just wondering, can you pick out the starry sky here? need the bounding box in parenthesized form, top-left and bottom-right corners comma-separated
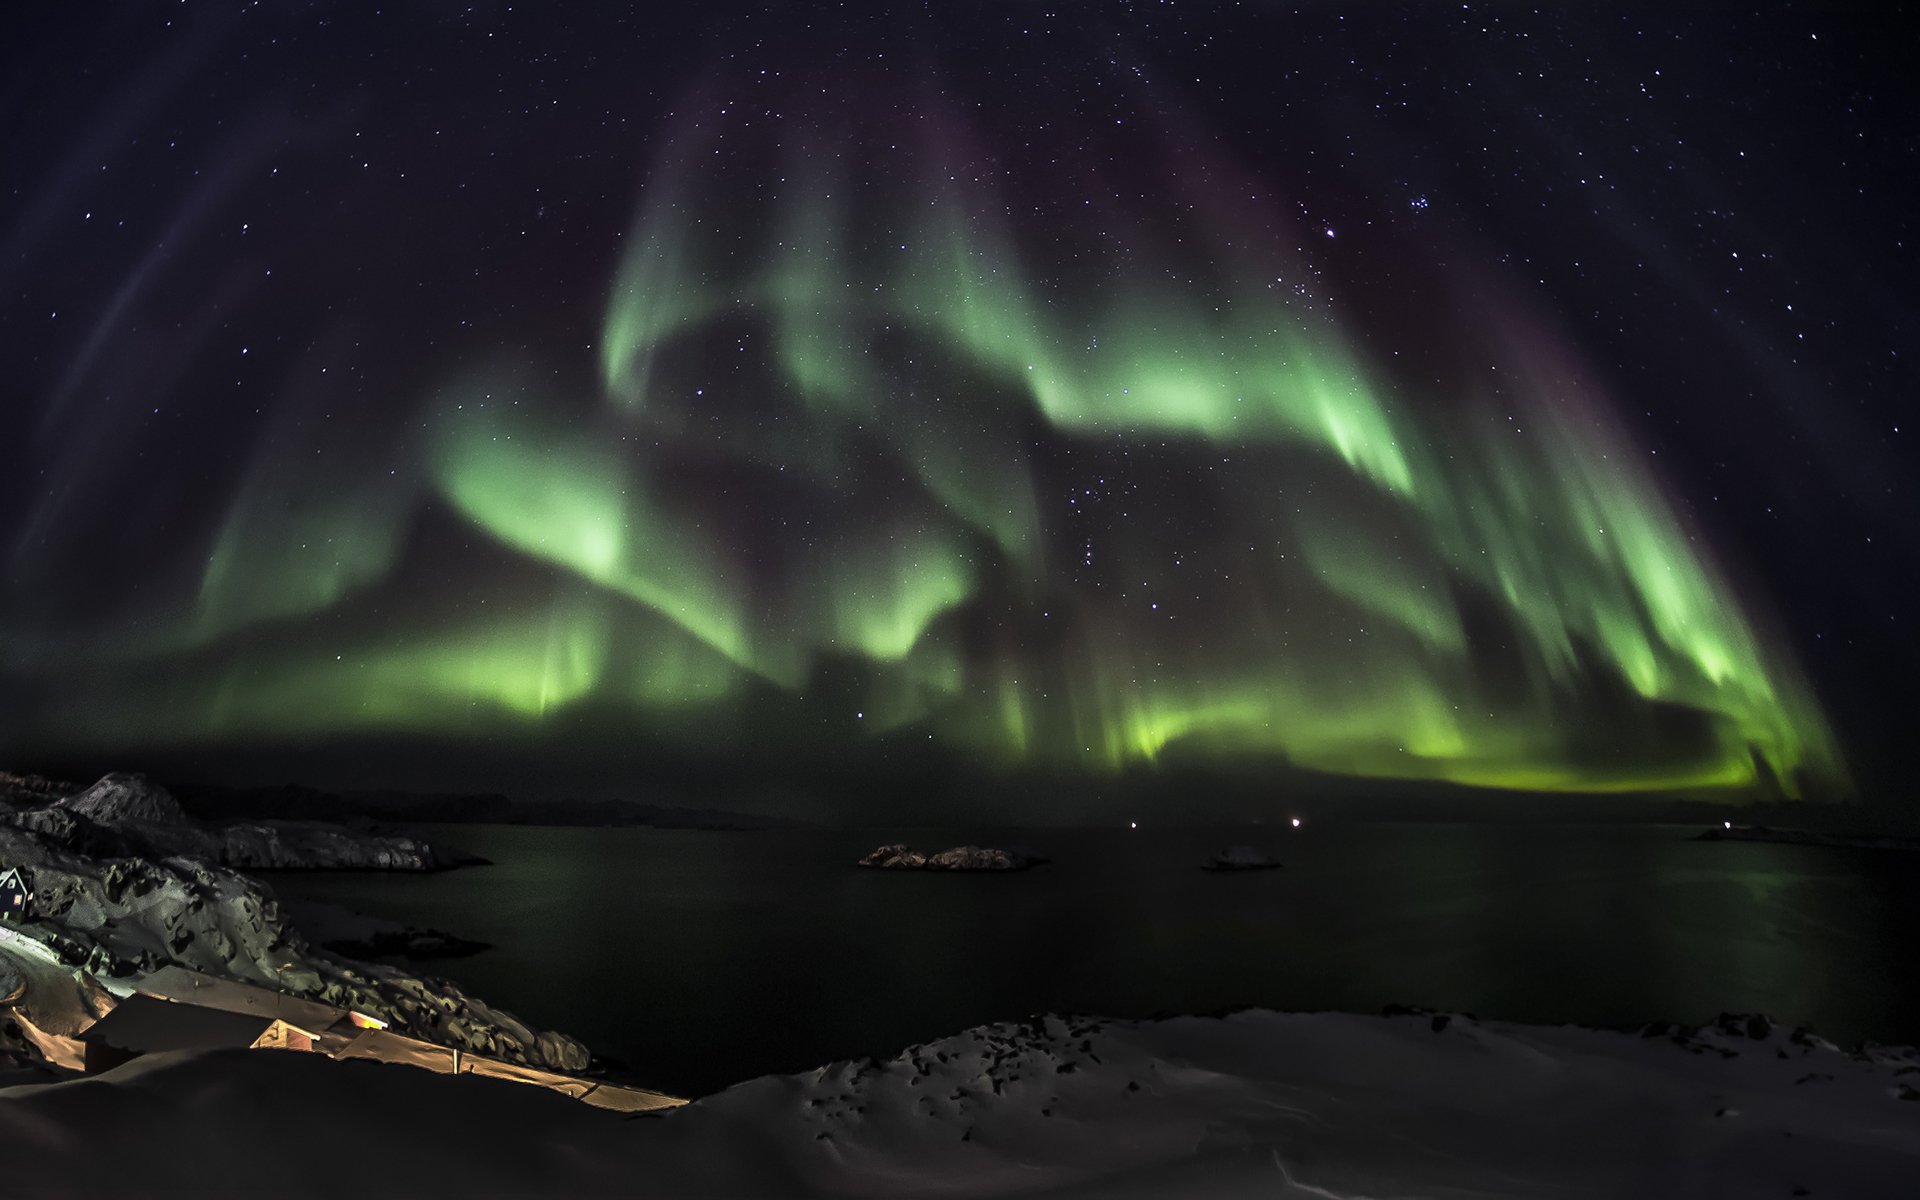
(1, 3, 1912, 813)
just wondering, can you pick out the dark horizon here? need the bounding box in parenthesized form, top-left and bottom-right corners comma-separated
(11, 733, 1903, 835)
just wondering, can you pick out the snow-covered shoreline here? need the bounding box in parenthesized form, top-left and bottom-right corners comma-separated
(3, 1005, 1917, 1196)
(0, 773, 586, 1074)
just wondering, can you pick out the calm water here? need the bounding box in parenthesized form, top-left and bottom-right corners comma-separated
(266, 822, 1920, 1097)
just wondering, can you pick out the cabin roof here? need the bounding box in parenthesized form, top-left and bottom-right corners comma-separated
(82, 994, 284, 1055)
(135, 966, 349, 1035)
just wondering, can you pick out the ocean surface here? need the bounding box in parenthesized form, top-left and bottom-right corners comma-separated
(265, 822, 1920, 1098)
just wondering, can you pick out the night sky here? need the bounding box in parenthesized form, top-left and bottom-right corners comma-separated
(1, 3, 1912, 813)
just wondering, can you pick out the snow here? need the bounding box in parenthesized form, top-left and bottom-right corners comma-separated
(0, 823, 588, 1072)
(2, 1007, 1915, 1196)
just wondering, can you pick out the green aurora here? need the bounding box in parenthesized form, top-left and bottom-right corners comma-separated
(2, 90, 1842, 802)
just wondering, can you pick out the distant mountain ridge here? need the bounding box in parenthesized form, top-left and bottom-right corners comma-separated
(176, 781, 810, 831)
(1, 773, 480, 871)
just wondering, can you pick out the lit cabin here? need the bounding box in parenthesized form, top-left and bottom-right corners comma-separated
(80, 993, 326, 1074)
(0, 866, 30, 921)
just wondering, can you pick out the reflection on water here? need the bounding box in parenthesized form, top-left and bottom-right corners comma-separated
(267, 823, 1920, 1097)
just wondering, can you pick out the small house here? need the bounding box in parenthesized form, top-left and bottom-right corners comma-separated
(0, 866, 31, 921)
(80, 993, 325, 1074)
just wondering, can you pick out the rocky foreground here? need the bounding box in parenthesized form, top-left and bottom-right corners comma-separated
(0, 771, 584, 1073)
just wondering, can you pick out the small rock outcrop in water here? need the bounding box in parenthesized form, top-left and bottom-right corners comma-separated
(2, 773, 479, 871)
(282, 899, 490, 962)
(858, 844, 1044, 871)
(1204, 846, 1281, 871)
(926, 846, 1025, 871)
(860, 844, 928, 869)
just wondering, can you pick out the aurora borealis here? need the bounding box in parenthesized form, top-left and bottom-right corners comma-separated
(3, 4, 1909, 809)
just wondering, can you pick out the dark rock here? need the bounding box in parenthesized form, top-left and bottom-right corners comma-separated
(320, 927, 491, 962)
(926, 846, 1024, 871)
(1715, 1012, 1775, 1041)
(1204, 845, 1281, 871)
(1695, 824, 1920, 852)
(0, 771, 77, 810)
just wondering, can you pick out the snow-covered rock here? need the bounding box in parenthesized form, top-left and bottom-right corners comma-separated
(0, 823, 584, 1072)
(926, 846, 1026, 871)
(859, 844, 1044, 871)
(59, 773, 189, 825)
(858, 843, 928, 869)
(2, 1007, 1917, 1196)
(206, 819, 472, 871)
(3, 773, 477, 871)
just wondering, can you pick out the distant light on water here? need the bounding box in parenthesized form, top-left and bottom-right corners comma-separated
(1291, 817, 1302, 828)
(1129, 821, 1137, 830)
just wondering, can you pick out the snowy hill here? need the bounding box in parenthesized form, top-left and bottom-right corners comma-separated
(3, 1007, 1916, 1196)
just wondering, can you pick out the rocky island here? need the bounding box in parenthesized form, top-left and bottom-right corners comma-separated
(1694, 824, 1920, 852)
(1204, 845, 1283, 871)
(858, 843, 1048, 871)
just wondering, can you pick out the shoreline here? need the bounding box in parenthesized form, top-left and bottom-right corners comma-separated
(260, 817, 1920, 1095)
